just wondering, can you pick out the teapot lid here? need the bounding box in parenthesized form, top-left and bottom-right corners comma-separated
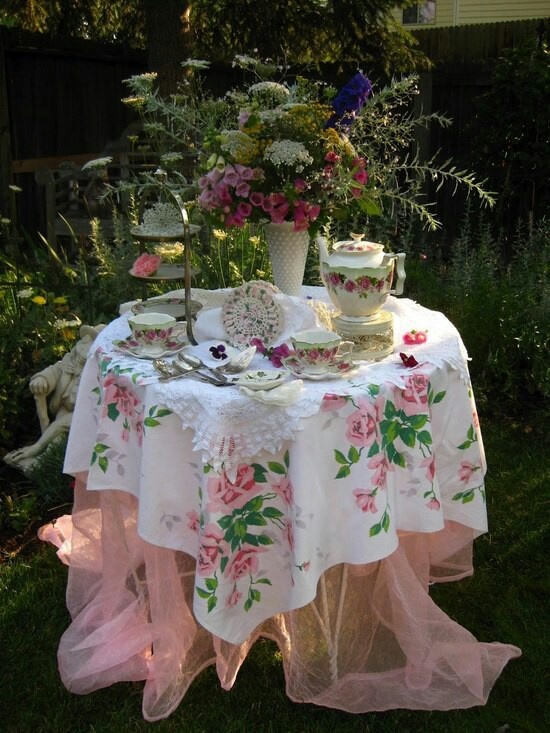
(333, 232, 385, 253)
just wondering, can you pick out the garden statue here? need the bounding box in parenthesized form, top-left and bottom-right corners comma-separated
(4, 324, 104, 473)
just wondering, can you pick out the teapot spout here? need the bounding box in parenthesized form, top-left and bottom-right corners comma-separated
(316, 234, 329, 265)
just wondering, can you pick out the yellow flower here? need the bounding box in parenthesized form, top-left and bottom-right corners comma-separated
(213, 229, 228, 240)
(249, 236, 261, 245)
(53, 296, 67, 305)
(31, 295, 47, 306)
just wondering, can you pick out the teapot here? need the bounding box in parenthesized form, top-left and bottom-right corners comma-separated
(317, 233, 406, 320)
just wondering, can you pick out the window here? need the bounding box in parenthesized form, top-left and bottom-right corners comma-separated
(403, 1, 436, 25)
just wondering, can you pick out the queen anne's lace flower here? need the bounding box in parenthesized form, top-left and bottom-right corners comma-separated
(264, 140, 313, 171)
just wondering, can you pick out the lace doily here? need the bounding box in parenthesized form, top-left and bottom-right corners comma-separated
(222, 281, 284, 347)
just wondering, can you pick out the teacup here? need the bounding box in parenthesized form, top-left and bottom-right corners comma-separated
(290, 329, 353, 374)
(128, 312, 177, 354)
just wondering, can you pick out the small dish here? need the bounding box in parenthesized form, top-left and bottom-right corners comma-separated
(113, 329, 187, 359)
(129, 263, 200, 281)
(281, 355, 359, 380)
(131, 297, 202, 321)
(236, 369, 287, 391)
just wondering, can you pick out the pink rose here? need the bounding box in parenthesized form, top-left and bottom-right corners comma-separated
(206, 464, 257, 512)
(421, 455, 435, 482)
(132, 252, 161, 277)
(345, 397, 378, 448)
(197, 523, 226, 576)
(186, 510, 200, 533)
(102, 375, 141, 418)
(368, 452, 390, 488)
(399, 374, 430, 414)
(353, 488, 377, 514)
(321, 393, 348, 412)
(224, 544, 266, 582)
(225, 587, 243, 608)
(458, 461, 479, 484)
(273, 476, 293, 506)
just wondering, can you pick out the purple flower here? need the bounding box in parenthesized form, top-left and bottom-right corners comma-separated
(327, 72, 372, 129)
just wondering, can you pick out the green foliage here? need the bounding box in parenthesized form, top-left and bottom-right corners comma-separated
(467, 36, 550, 230)
(401, 214, 550, 405)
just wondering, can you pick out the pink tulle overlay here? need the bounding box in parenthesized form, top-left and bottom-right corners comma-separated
(40, 478, 520, 722)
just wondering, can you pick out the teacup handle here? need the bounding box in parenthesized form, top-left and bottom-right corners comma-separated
(389, 252, 406, 296)
(337, 340, 355, 357)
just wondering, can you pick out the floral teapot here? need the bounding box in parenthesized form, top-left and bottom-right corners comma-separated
(317, 233, 406, 319)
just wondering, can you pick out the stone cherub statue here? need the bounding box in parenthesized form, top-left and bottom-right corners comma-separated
(4, 324, 104, 473)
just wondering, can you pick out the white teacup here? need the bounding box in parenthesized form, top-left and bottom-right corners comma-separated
(290, 329, 353, 374)
(128, 312, 177, 354)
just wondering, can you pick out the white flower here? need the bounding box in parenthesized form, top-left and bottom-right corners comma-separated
(264, 140, 313, 170)
(82, 157, 112, 172)
(160, 152, 184, 164)
(182, 59, 210, 70)
(17, 288, 34, 299)
(54, 318, 81, 330)
(8, 184, 22, 192)
(248, 81, 290, 107)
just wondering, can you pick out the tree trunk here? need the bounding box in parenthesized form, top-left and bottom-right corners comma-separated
(143, 0, 191, 94)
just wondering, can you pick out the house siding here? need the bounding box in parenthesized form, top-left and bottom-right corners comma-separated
(394, 0, 550, 27)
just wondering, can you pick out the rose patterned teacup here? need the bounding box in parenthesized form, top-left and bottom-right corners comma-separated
(128, 312, 177, 354)
(290, 329, 354, 374)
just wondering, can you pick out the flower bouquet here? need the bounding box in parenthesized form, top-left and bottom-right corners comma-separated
(198, 67, 379, 233)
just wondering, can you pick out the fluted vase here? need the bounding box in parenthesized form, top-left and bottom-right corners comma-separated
(263, 221, 309, 297)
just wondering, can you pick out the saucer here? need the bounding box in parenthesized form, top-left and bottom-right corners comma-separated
(113, 330, 188, 359)
(281, 355, 359, 380)
(131, 297, 202, 321)
(236, 369, 287, 391)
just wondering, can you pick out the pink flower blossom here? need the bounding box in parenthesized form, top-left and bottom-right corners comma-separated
(186, 510, 200, 533)
(368, 452, 390, 488)
(421, 455, 435, 482)
(321, 393, 348, 412)
(102, 375, 141, 418)
(273, 476, 294, 505)
(132, 252, 161, 277)
(250, 191, 265, 207)
(226, 587, 243, 608)
(235, 182, 251, 198)
(458, 461, 479, 483)
(325, 151, 340, 163)
(224, 544, 266, 582)
(223, 164, 241, 187)
(197, 523, 226, 576)
(399, 374, 430, 414)
(426, 498, 441, 511)
(206, 464, 257, 512)
(345, 397, 378, 448)
(353, 488, 378, 514)
(294, 178, 307, 191)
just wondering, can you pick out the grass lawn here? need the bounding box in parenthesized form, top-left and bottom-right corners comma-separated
(1, 411, 548, 733)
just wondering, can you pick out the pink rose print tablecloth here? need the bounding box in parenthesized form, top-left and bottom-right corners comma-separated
(41, 289, 520, 721)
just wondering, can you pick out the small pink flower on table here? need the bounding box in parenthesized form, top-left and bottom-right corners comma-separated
(132, 252, 161, 277)
(403, 329, 428, 345)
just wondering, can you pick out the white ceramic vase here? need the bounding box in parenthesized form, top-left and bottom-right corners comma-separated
(264, 221, 309, 297)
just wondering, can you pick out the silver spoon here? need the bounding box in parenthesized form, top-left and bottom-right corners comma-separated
(216, 346, 257, 374)
(178, 353, 230, 383)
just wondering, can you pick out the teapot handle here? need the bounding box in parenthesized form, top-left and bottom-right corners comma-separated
(389, 253, 406, 296)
